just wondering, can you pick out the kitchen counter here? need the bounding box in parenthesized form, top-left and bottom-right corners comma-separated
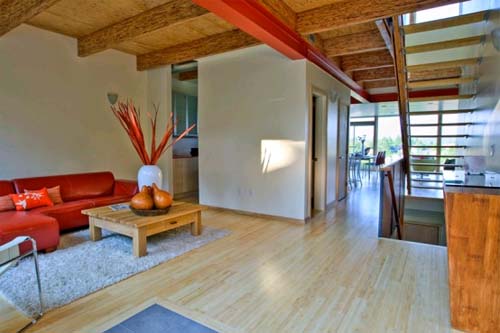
(444, 183, 500, 332)
(444, 172, 500, 189)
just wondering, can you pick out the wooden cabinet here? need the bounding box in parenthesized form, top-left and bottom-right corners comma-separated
(173, 157, 198, 196)
(444, 186, 500, 333)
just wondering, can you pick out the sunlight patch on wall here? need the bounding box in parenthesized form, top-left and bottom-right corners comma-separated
(261, 140, 303, 174)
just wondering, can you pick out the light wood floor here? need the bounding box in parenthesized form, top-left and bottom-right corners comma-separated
(4, 184, 459, 333)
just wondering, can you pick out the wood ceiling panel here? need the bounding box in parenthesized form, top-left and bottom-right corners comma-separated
(323, 29, 386, 57)
(282, 0, 344, 13)
(318, 22, 376, 40)
(183, 13, 234, 35)
(341, 50, 393, 72)
(27, 0, 173, 37)
(128, 13, 234, 53)
(115, 40, 157, 55)
(363, 79, 396, 89)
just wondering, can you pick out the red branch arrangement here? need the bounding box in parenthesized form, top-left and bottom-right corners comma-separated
(111, 100, 195, 165)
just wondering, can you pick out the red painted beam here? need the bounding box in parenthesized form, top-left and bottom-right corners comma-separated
(192, 0, 370, 102)
(370, 88, 460, 102)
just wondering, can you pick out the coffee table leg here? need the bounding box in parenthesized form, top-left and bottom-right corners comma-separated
(89, 217, 102, 241)
(191, 211, 202, 236)
(133, 228, 147, 257)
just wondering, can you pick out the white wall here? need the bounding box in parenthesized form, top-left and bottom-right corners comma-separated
(0, 25, 147, 180)
(198, 45, 308, 220)
(306, 63, 351, 206)
(147, 66, 174, 191)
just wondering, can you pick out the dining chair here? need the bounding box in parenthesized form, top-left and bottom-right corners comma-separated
(365, 151, 386, 181)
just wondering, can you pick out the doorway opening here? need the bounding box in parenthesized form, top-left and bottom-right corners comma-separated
(171, 62, 199, 203)
(308, 91, 327, 218)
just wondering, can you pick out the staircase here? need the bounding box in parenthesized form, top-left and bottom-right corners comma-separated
(398, 11, 490, 194)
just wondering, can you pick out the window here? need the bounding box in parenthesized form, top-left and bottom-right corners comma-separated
(172, 92, 198, 137)
(377, 116, 402, 160)
(349, 117, 375, 156)
(403, 0, 499, 25)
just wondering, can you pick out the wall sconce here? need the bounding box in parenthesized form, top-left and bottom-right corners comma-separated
(107, 92, 118, 105)
(329, 90, 339, 103)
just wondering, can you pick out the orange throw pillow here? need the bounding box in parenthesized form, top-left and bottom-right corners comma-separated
(0, 195, 15, 212)
(10, 188, 54, 211)
(25, 186, 64, 205)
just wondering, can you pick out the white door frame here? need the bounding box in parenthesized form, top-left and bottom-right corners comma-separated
(336, 102, 350, 201)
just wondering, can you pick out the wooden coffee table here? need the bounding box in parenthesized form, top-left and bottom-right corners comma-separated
(82, 201, 203, 257)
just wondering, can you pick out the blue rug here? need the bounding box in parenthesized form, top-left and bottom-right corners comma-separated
(105, 304, 217, 333)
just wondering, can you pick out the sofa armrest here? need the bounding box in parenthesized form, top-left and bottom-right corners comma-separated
(114, 179, 138, 196)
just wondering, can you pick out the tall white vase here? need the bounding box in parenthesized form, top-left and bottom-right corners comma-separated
(138, 165, 163, 189)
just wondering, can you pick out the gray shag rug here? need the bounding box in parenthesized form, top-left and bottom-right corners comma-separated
(0, 226, 229, 317)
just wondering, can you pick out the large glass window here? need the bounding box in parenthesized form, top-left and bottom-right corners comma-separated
(377, 116, 402, 160)
(349, 118, 375, 156)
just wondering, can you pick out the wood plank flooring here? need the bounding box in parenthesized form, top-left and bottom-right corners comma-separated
(0, 298, 31, 332)
(4, 184, 460, 332)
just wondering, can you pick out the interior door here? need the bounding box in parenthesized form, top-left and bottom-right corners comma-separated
(337, 103, 349, 201)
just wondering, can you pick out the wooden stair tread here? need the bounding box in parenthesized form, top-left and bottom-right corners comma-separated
(404, 208, 445, 225)
(404, 11, 488, 34)
(406, 35, 484, 54)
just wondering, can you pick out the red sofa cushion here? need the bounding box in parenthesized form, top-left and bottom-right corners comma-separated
(113, 179, 138, 197)
(0, 181, 14, 196)
(0, 211, 59, 252)
(33, 200, 95, 231)
(89, 195, 132, 207)
(10, 188, 54, 211)
(13, 172, 115, 202)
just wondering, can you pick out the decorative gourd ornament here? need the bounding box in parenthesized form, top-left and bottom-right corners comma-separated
(131, 185, 154, 210)
(152, 183, 173, 209)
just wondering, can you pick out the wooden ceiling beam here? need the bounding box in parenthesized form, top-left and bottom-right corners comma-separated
(323, 30, 386, 57)
(296, 0, 463, 34)
(353, 67, 395, 81)
(341, 50, 394, 72)
(375, 19, 394, 58)
(178, 70, 198, 81)
(0, 0, 60, 37)
(363, 79, 397, 89)
(78, 0, 209, 57)
(137, 30, 260, 71)
(256, 0, 296, 29)
(192, 0, 370, 101)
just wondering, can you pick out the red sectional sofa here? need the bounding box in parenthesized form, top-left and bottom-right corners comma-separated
(0, 172, 138, 252)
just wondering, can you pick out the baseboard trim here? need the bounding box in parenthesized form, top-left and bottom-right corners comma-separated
(326, 201, 337, 211)
(202, 205, 306, 225)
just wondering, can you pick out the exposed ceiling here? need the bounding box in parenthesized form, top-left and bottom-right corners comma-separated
(0, 0, 474, 101)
